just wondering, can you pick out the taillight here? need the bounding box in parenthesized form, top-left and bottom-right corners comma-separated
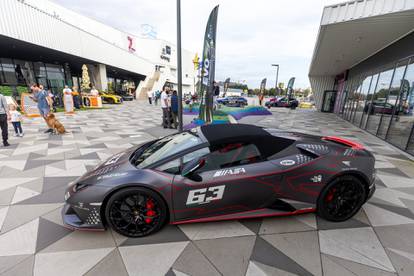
(322, 136, 364, 150)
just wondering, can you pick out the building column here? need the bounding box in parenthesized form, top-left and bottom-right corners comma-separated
(93, 64, 108, 91)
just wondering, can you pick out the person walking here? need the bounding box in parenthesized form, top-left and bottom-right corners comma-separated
(161, 86, 171, 129)
(147, 90, 153, 104)
(0, 92, 10, 146)
(258, 92, 264, 106)
(171, 90, 179, 129)
(9, 105, 23, 137)
(31, 84, 53, 133)
(213, 81, 220, 110)
(154, 90, 160, 106)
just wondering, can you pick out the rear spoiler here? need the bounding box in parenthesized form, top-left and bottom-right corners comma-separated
(322, 136, 364, 150)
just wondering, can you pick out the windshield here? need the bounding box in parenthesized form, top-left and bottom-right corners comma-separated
(133, 129, 204, 168)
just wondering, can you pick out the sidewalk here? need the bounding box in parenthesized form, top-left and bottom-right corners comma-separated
(0, 103, 413, 276)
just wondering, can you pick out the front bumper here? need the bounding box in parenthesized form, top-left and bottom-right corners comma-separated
(62, 203, 105, 231)
(367, 173, 376, 200)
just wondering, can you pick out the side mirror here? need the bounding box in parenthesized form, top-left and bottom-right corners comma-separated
(182, 158, 205, 177)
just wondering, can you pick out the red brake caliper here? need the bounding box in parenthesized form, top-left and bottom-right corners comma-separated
(326, 188, 336, 202)
(145, 199, 156, 224)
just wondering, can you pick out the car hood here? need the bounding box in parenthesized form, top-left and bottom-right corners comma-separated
(75, 147, 138, 185)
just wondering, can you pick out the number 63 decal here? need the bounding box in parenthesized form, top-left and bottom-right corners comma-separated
(186, 185, 226, 205)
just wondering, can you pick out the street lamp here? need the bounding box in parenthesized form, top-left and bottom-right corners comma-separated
(176, 0, 183, 131)
(271, 64, 279, 96)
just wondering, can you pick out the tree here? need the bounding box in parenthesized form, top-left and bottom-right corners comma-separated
(81, 64, 91, 92)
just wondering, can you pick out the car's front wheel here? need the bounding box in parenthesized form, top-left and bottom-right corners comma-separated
(105, 187, 167, 237)
(317, 175, 366, 222)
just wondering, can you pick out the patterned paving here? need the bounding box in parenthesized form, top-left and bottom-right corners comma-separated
(0, 102, 413, 276)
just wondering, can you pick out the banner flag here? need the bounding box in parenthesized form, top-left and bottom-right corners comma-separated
(260, 78, 267, 94)
(287, 77, 295, 97)
(198, 5, 219, 123)
(223, 77, 230, 96)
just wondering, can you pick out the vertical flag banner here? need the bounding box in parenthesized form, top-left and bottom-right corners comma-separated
(199, 5, 219, 123)
(287, 77, 295, 97)
(223, 77, 230, 97)
(260, 78, 267, 95)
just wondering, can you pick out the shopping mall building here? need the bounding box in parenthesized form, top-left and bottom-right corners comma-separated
(309, 0, 414, 156)
(0, 0, 196, 100)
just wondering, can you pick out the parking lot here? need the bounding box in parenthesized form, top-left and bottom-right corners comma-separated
(1, 101, 414, 276)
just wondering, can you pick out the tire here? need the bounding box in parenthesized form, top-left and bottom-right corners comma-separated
(105, 187, 168, 237)
(317, 175, 366, 222)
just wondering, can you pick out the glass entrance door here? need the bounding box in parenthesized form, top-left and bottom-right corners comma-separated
(321, 90, 337, 113)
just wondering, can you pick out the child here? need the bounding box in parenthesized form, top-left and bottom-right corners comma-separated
(9, 105, 23, 137)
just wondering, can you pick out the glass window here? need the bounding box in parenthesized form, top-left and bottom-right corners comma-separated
(0, 58, 17, 84)
(361, 73, 379, 129)
(134, 130, 205, 168)
(157, 147, 210, 174)
(365, 67, 394, 135)
(199, 143, 262, 172)
(377, 63, 408, 139)
(342, 79, 354, 119)
(45, 64, 65, 80)
(387, 59, 414, 150)
(349, 79, 362, 123)
(353, 75, 372, 127)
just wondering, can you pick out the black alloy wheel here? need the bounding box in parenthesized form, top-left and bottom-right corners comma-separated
(317, 175, 366, 222)
(106, 187, 167, 237)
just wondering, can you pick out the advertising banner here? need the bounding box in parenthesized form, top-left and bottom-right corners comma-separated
(21, 93, 40, 117)
(260, 78, 267, 94)
(287, 77, 295, 97)
(198, 5, 219, 123)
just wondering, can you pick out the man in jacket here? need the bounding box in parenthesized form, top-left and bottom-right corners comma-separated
(0, 92, 10, 147)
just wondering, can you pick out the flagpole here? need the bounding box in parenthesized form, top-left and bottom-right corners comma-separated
(177, 0, 183, 132)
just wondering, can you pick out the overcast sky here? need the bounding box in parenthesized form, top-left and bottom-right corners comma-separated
(53, 0, 340, 89)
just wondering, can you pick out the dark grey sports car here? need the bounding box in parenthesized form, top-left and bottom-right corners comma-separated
(63, 124, 376, 237)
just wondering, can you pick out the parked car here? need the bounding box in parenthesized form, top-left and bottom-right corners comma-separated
(217, 96, 248, 107)
(62, 124, 376, 237)
(363, 100, 396, 115)
(115, 90, 134, 101)
(265, 97, 298, 109)
(99, 92, 123, 104)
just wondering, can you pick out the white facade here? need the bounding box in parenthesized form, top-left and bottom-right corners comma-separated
(0, 0, 196, 95)
(309, 0, 414, 110)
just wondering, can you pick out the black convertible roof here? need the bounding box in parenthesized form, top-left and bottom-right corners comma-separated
(200, 124, 270, 144)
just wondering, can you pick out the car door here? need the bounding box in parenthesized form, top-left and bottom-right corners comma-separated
(170, 143, 279, 221)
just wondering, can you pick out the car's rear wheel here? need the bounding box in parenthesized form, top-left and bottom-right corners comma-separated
(105, 187, 167, 237)
(317, 175, 366, 222)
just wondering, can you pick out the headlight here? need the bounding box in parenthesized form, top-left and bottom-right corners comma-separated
(72, 183, 89, 193)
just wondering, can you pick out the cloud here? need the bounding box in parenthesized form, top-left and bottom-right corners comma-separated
(52, 0, 341, 88)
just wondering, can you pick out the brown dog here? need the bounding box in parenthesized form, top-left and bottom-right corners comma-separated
(46, 113, 66, 134)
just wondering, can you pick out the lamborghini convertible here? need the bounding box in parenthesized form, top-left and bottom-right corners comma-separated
(63, 124, 376, 237)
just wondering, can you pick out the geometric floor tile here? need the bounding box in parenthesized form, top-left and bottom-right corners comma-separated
(0, 255, 32, 275)
(319, 227, 395, 272)
(35, 218, 73, 253)
(386, 248, 414, 276)
(1, 255, 35, 276)
(1, 204, 62, 233)
(259, 214, 316, 234)
(321, 254, 356, 276)
(119, 241, 188, 276)
(246, 260, 297, 276)
(262, 231, 322, 276)
(250, 236, 313, 276)
(33, 248, 113, 276)
(0, 178, 38, 192)
(239, 218, 263, 234)
(84, 248, 128, 276)
(0, 206, 9, 231)
(0, 219, 39, 257)
(121, 225, 188, 246)
(172, 242, 221, 276)
(194, 236, 256, 276)
(317, 209, 371, 230)
(10, 186, 40, 205)
(363, 203, 414, 227)
(40, 230, 116, 253)
(178, 220, 255, 240)
(0, 187, 16, 205)
(375, 224, 414, 255)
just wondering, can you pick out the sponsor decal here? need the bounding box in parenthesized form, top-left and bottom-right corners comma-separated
(213, 167, 246, 177)
(186, 185, 225, 205)
(74, 202, 89, 211)
(342, 161, 351, 167)
(104, 153, 125, 166)
(310, 175, 322, 183)
(97, 172, 128, 180)
(280, 159, 296, 166)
